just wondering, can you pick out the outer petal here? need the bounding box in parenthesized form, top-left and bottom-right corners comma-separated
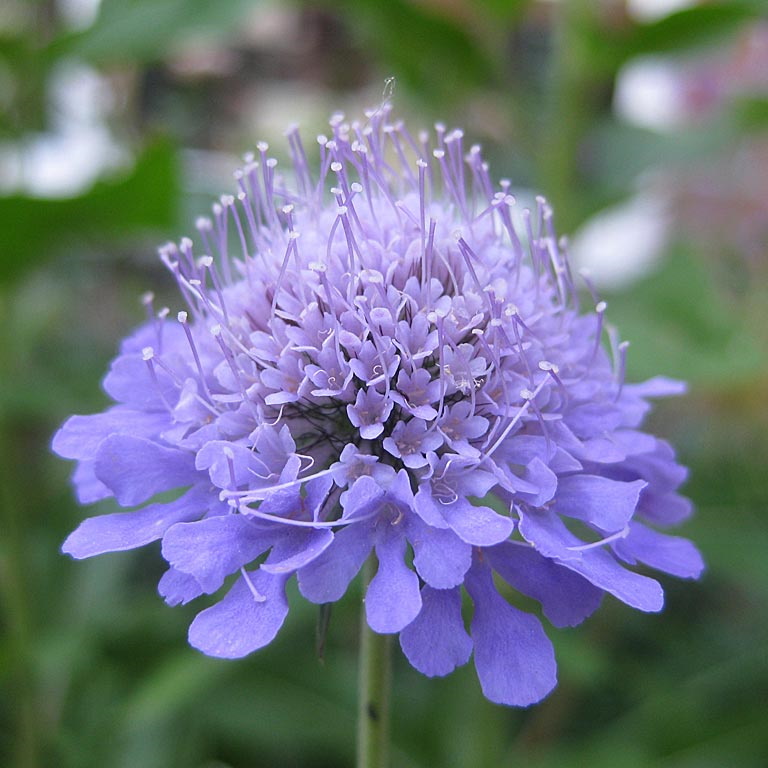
(158, 567, 204, 606)
(440, 497, 514, 547)
(103, 352, 176, 409)
(486, 542, 603, 627)
(400, 586, 472, 677)
(94, 435, 196, 507)
(412, 486, 450, 529)
(613, 522, 704, 579)
(465, 562, 557, 707)
(162, 515, 272, 594)
(52, 409, 168, 460)
(72, 461, 112, 504)
(261, 529, 334, 574)
(297, 521, 373, 603)
(519, 507, 664, 612)
(188, 571, 289, 658)
(62, 485, 209, 558)
(555, 476, 646, 532)
(366, 526, 422, 634)
(405, 513, 471, 589)
(196, 441, 266, 489)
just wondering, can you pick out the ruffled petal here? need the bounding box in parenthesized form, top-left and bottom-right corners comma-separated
(555, 475, 646, 533)
(487, 542, 603, 627)
(103, 352, 176, 409)
(93, 434, 196, 507)
(158, 567, 204, 606)
(366, 526, 421, 633)
(400, 586, 472, 677)
(261, 528, 334, 574)
(162, 514, 272, 594)
(614, 522, 704, 579)
(188, 571, 289, 658)
(62, 485, 208, 558)
(72, 461, 112, 504)
(406, 513, 471, 589)
(52, 409, 169, 460)
(440, 497, 514, 546)
(519, 506, 664, 612)
(297, 521, 372, 603)
(465, 562, 557, 707)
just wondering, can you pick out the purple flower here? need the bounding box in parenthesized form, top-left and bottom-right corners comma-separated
(54, 106, 703, 706)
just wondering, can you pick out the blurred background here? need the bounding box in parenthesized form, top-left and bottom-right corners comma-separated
(1, 0, 767, 766)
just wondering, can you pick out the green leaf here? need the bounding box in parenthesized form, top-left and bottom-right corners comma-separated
(605, 247, 765, 385)
(331, 0, 499, 106)
(0, 137, 179, 284)
(579, 2, 762, 77)
(588, 117, 737, 197)
(625, 2, 761, 58)
(59, 0, 263, 64)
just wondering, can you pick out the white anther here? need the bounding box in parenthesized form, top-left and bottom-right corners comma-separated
(142, 347, 154, 361)
(177, 311, 188, 324)
(330, 161, 342, 172)
(539, 361, 559, 374)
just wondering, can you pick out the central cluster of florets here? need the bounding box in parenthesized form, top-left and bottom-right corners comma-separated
(157, 113, 583, 520)
(55, 105, 702, 708)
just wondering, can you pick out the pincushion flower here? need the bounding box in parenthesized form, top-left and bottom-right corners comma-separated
(54, 106, 703, 707)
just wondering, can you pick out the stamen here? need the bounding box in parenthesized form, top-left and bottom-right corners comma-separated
(590, 301, 608, 365)
(142, 347, 173, 411)
(240, 568, 267, 602)
(614, 341, 630, 401)
(177, 311, 212, 401)
(566, 526, 630, 552)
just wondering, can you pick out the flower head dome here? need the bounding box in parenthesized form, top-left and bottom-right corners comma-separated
(54, 105, 703, 706)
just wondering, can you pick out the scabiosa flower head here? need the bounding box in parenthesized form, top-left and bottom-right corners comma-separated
(54, 105, 703, 706)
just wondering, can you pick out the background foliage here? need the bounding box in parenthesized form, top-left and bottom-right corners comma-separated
(1, 1, 767, 766)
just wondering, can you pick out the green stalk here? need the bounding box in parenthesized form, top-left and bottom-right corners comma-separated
(356, 557, 392, 768)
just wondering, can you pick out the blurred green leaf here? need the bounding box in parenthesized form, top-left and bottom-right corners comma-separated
(0, 138, 178, 284)
(733, 96, 768, 133)
(624, 2, 761, 57)
(588, 117, 737, 198)
(581, 2, 762, 77)
(57, 0, 263, 63)
(606, 246, 765, 385)
(331, 0, 498, 105)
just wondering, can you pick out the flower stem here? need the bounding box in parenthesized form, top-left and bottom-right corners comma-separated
(356, 557, 392, 768)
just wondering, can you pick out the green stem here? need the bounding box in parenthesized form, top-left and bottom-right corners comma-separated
(356, 557, 392, 768)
